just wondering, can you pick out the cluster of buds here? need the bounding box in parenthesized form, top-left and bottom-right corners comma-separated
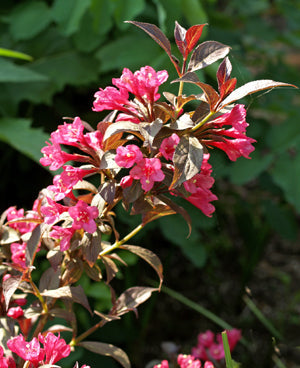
(0, 20, 294, 368)
(191, 329, 241, 362)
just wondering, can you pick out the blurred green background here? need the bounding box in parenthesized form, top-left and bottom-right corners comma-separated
(1, 0, 299, 367)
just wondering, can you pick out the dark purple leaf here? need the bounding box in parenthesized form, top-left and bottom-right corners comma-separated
(219, 79, 298, 109)
(126, 21, 172, 59)
(139, 118, 163, 149)
(25, 224, 41, 267)
(121, 245, 163, 289)
(101, 256, 119, 284)
(114, 286, 158, 317)
(39, 267, 61, 292)
(169, 135, 203, 189)
(174, 21, 186, 56)
(188, 41, 230, 72)
(81, 230, 102, 267)
(78, 341, 131, 368)
(3, 275, 22, 309)
(98, 181, 117, 204)
(217, 57, 232, 88)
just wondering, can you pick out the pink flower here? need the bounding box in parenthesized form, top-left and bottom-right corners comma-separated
(93, 86, 132, 112)
(84, 130, 104, 151)
(47, 174, 74, 201)
(197, 330, 215, 348)
(204, 362, 214, 368)
(7, 334, 44, 367)
(50, 117, 85, 146)
(0, 346, 16, 368)
(208, 343, 225, 360)
(14, 298, 27, 306)
(216, 329, 241, 351)
(191, 345, 208, 361)
(204, 104, 256, 161)
(159, 133, 180, 160)
(115, 145, 143, 168)
(38, 332, 71, 365)
(177, 354, 201, 368)
(7, 306, 24, 319)
(10, 242, 27, 269)
(129, 158, 165, 192)
(40, 197, 68, 225)
(49, 226, 75, 252)
(153, 360, 169, 368)
(6, 206, 38, 235)
(120, 175, 133, 189)
(68, 200, 99, 233)
(183, 154, 218, 217)
(40, 141, 79, 170)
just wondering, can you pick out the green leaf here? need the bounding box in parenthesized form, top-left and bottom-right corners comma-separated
(271, 151, 300, 213)
(0, 118, 48, 164)
(95, 33, 164, 72)
(52, 0, 91, 36)
(114, 0, 146, 29)
(229, 151, 273, 185)
(7, 1, 52, 41)
(222, 331, 234, 368)
(0, 58, 48, 83)
(0, 48, 32, 61)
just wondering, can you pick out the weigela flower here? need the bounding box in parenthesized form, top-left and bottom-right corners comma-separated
(6, 206, 39, 235)
(115, 144, 143, 168)
(183, 154, 218, 217)
(216, 329, 242, 351)
(10, 242, 27, 269)
(38, 332, 71, 365)
(208, 343, 225, 360)
(40, 197, 68, 225)
(159, 133, 180, 160)
(177, 354, 201, 368)
(50, 117, 85, 146)
(49, 226, 76, 252)
(40, 141, 80, 170)
(84, 130, 104, 152)
(93, 86, 133, 113)
(0, 346, 16, 368)
(7, 334, 44, 367)
(129, 158, 165, 192)
(203, 104, 256, 161)
(197, 330, 215, 347)
(68, 200, 99, 233)
(7, 306, 24, 319)
(120, 175, 133, 189)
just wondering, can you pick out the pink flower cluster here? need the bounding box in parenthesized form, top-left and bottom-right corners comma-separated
(7, 332, 70, 367)
(154, 354, 214, 368)
(191, 329, 241, 361)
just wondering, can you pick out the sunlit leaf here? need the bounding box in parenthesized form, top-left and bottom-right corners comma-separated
(3, 275, 22, 310)
(0, 48, 32, 61)
(174, 21, 186, 56)
(78, 341, 131, 368)
(185, 24, 207, 56)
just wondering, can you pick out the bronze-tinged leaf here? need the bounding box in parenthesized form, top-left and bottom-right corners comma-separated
(217, 56, 232, 89)
(169, 135, 203, 190)
(126, 21, 172, 59)
(139, 118, 163, 149)
(192, 102, 210, 123)
(170, 113, 195, 130)
(78, 341, 131, 368)
(99, 151, 119, 170)
(3, 275, 22, 310)
(174, 21, 187, 56)
(98, 181, 117, 205)
(157, 194, 192, 238)
(122, 180, 143, 204)
(120, 245, 163, 289)
(101, 256, 119, 284)
(185, 24, 207, 56)
(0, 226, 20, 245)
(72, 180, 98, 194)
(84, 262, 102, 282)
(45, 324, 73, 334)
(41, 285, 92, 315)
(142, 202, 175, 226)
(82, 230, 102, 267)
(188, 41, 230, 72)
(219, 79, 298, 109)
(61, 259, 83, 285)
(114, 286, 158, 317)
(39, 267, 61, 292)
(25, 224, 41, 267)
(103, 121, 143, 142)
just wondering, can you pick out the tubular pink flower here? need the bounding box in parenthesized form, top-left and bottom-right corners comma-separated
(197, 330, 215, 348)
(183, 154, 218, 217)
(49, 226, 75, 252)
(38, 332, 71, 365)
(159, 133, 180, 160)
(10, 242, 27, 269)
(68, 200, 99, 233)
(208, 136, 255, 161)
(7, 306, 24, 319)
(216, 329, 241, 351)
(0, 346, 16, 368)
(40, 141, 79, 170)
(191, 345, 208, 361)
(115, 145, 143, 168)
(84, 130, 104, 151)
(177, 354, 201, 368)
(204, 362, 214, 368)
(153, 360, 169, 368)
(7, 334, 44, 367)
(120, 175, 133, 189)
(47, 174, 74, 201)
(208, 343, 225, 360)
(93, 86, 132, 112)
(50, 117, 85, 146)
(129, 158, 165, 192)
(6, 206, 38, 235)
(40, 197, 68, 225)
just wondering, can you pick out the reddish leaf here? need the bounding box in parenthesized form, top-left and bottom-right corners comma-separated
(142, 202, 175, 226)
(185, 24, 207, 56)
(114, 286, 158, 317)
(217, 56, 232, 88)
(169, 135, 203, 190)
(120, 245, 163, 290)
(78, 341, 130, 368)
(220, 78, 237, 101)
(3, 275, 22, 310)
(219, 79, 298, 109)
(126, 21, 172, 59)
(174, 21, 187, 56)
(188, 41, 230, 72)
